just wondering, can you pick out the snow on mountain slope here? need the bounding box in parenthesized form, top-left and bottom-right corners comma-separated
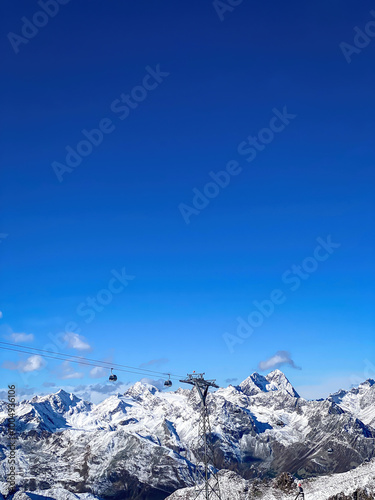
(0, 371, 374, 499)
(8, 489, 99, 500)
(329, 379, 375, 427)
(238, 369, 299, 398)
(166, 459, 375, 499)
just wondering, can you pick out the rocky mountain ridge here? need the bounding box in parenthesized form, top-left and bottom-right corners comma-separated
(1, 370, 374, 499)
(166, 458, 375, 499)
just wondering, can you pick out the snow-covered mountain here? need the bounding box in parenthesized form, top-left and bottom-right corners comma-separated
(166, 458, 375, 499)
(239, 370, 299, 398)
(0, 370, 374, 500)
(329, 378, 375, 428)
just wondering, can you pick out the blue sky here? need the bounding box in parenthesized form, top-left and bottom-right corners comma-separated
(1, 0, 374, 401)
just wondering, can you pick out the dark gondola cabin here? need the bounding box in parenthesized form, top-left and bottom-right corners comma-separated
(109, 368, 117, 382)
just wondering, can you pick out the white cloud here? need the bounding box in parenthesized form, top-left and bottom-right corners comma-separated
(0, 311, 3, 319)
(59, 361, 84, 380)
(3, 355, 45, 373)
(258, 350, 301, 371)
(22, 355, 44, 372)
(8, 332, 34, 343)
(89, 357, 113, 378)
(63, 332, 92, 351)
(89, 366, 108, 378)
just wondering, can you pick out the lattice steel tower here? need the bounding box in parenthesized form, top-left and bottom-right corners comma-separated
(180, 373, 222, 500)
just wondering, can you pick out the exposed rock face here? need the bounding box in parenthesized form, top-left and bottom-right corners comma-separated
(272, 471, 296, 493)
(167, 460, 375, 500)
(239, 369, 299, 398)
(327, 491, 374, 500)
(0, 372, 374, 499)
(329, 379, 375, 428)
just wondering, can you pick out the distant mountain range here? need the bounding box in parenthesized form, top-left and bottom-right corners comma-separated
(1, 370, 374, 499)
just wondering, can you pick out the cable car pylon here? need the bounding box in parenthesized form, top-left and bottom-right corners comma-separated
(180, 373, 222, 500)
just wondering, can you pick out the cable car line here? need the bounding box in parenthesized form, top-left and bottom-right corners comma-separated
(0, 344, 181, 381)
(3, 341, 371, 494)
(0, 341, 183, 379)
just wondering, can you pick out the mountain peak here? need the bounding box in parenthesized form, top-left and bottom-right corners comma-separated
(6, 374, 375, 497)
(330, 378, 375, 401)
(239, 370, 299, 398)
(55, 388, 71, 397)
(33, 389, 82, 414)
(267, 368, 284, 377)
(47, 389, 81, 412)
(239, 373, 268, 396)
(265, 370, 300, 397)
(125, 381, 160, 400)
(266, 369, 290, 385)
(361, 378, 375, 388)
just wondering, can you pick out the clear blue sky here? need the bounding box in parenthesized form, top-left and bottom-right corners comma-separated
(1, 0, 374, 400)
